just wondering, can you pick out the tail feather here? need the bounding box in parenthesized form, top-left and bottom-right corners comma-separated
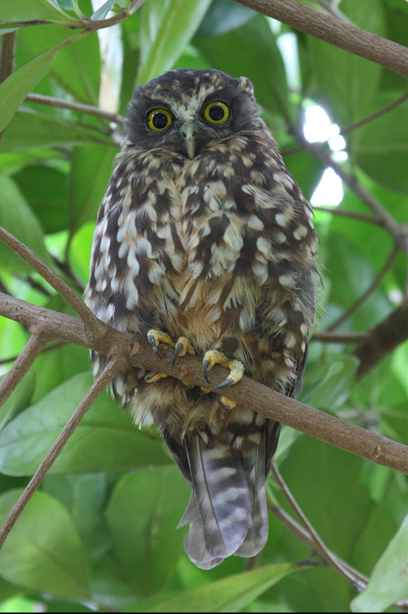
(184, 519, 223, 569)
(185, 434, 252, 561)
(234, 431, 268, 557)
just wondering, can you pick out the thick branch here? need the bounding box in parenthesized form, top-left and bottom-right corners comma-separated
(1, 292, 407, 474)
(353, 299, 408, 378)
(0, 356, 125, 550)
(233, 0, 408, 77)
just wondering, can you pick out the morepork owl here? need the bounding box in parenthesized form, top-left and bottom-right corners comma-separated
(84, 69, 319, 569)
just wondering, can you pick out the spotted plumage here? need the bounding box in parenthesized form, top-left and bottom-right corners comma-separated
(84, 69, 319, 569)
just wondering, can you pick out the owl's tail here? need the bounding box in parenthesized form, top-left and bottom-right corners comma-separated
(178, 429, 272, 569)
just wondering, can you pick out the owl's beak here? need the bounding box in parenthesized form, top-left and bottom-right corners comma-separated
(180, 120, 197, 159)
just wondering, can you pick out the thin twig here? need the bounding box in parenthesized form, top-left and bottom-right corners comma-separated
(313, 206, 382, 226)
(0, 335, 48, 406)
(311, 331, 369, 343)
(327, 244, 400, 331)
(308, 146, 408, 254)
(1, 293, 407, 474)
(25, 93, 124, 125)
(0, 226, 104, 339)
(271, 463, 366, 588)
(0, 355, 125, 550)
(0, 340, 67, 366)
(3, 0, 146, 31)
(340, 92, 408, 136)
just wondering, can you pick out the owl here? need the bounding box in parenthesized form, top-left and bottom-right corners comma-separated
(84, 69, 318, 569)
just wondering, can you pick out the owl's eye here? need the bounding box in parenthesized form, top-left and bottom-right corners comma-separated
(146, 108, 172, 131)
(203, 101, 230, 124)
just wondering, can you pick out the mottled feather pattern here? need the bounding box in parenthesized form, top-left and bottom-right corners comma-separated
(84, 69, 318, 568)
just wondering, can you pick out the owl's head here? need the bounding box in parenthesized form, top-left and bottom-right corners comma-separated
(125, 69, 262, 158)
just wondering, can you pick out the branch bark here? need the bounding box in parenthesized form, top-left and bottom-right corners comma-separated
(353, 299, 408, 378)
(0, 355, 125, 550)
(233, 0, 408, 77)
(1, 292, 407, 475)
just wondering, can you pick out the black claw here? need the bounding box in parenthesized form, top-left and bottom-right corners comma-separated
(145, 372, 159, 382)
(215, 377, 234, 390)
(216, 394, 231, 410)
(148, 335, 162, 359)
(172, 342, 183, 367)
(203, 359, 211, 383)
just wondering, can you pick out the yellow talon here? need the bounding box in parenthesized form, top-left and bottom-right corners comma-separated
(145, 372, 168, 383)
(147, 329, 175, 358)
(172, 336, 195, 367)
(202, 350, 244, 388)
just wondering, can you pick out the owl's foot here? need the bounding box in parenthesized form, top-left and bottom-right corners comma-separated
(203, 350, 244, 410)
(146, 330, 196, 385)
(172, 336, 195, 367)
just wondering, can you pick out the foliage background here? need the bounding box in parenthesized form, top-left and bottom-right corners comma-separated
(0, 0, 407, 611)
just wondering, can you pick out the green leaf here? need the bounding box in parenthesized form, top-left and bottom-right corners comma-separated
(0, 489, 90, 598)
(68, 144, 118, 236)
(0, 0, 79, 24)
(300, 356, 359, 411)
(195, 0, 256, 37)
(351, 514, 408, 612)
(0, 372, 35, 432)
(309, 0, 385, 127)
(0, 173, 54, 271)
(137, 0, 213, 83)
(0, 45, 59, 133)
(0, 110, 114, 152)
(18, 23, 100, 105)
(12, 166, 68, 234)
(193, 15, 290, 118)
(355, 97, 408, 194)
(0, 372, 170, 475)
(106, 466, 189, 594)
(125, 563, 297, 611)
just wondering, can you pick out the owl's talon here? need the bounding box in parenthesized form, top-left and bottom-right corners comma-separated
(203, 358, 211, 383)
(172, 337, 195, 367)
(147, 329, 176, 360)
(145, 372, 168, 383)
(215, 376, 235, 390)
(217, 395, 237, 410)
(203, 350, 244, 390)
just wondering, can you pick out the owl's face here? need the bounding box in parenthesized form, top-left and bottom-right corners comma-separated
(125, 69, 263, 159)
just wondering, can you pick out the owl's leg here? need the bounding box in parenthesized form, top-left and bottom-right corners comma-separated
(203, 350, 244, 409)
(145, 329, 195, 384)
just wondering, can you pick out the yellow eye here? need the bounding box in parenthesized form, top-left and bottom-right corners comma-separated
(146, 108, 172, 131)
(203, 101, 230, 124)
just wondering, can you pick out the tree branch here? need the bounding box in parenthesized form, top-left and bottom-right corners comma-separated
(233, 0, 408, 77)
(327, 244, 400, 331)
(353, 299, 408, 378)
(311, 331, 369, 344)
(271, 463, 367, 588)
(0, 226, 104, 339)
(25, 93, 124, 125)
(1, 292, 407, 474)
(0, 334, 48, 406)
(0, 355, 125, 550)
(312, 206, 382, 226)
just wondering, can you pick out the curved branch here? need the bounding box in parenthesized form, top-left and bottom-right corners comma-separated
(24, 93, 124, 125)
(1, 292, 407, 475)
(353, 299, 408, 378)
(234, 0, 408, 77)
(0, 226, 104, 339)
(0, 355, 125, 550)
